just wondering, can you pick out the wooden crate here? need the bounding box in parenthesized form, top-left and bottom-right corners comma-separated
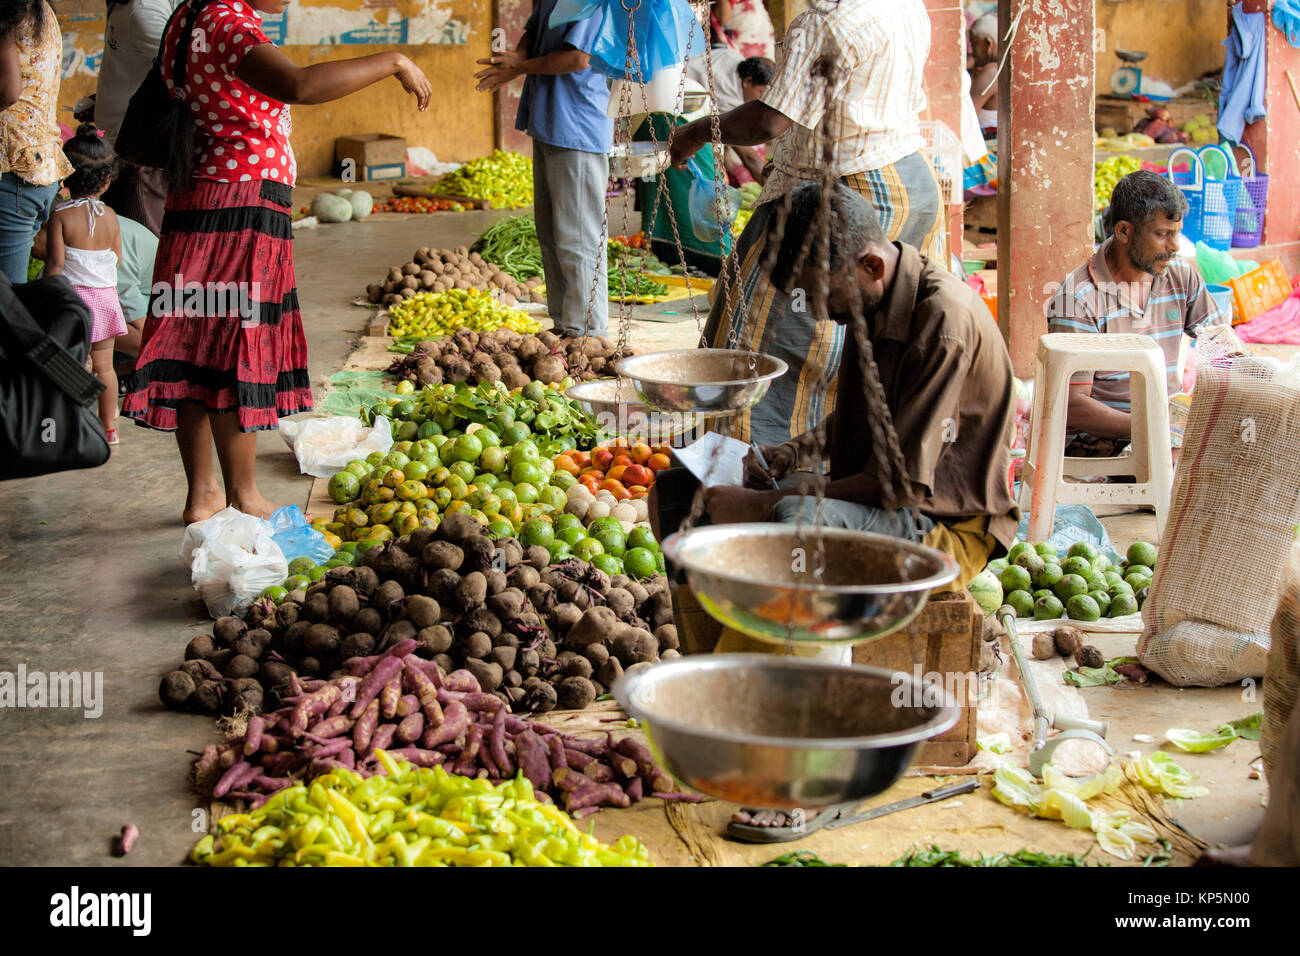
(851, 593, 981, 767)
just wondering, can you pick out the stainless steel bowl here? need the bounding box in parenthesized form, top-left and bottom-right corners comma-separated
(661, 523, 959, 644)
(613, 349, 788, 415)
(615, 655, 959, 809)
(565, 377, 701, 438)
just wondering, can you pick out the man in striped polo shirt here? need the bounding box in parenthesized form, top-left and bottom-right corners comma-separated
(1045, 170, 1222, 457)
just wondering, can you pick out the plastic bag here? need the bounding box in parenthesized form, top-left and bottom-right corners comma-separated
(267, 505, 335, 565)
(181, 507, 288, 619)
(551, 0, 701, 81)
(687, 157, 741, 244)
(278, 415, 392, 479)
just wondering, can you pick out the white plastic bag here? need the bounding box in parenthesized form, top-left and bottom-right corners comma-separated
(181, 507, 288, 619)
(278, 416, 393, 478)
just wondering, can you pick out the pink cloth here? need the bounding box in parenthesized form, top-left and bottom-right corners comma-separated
(1234, 284, 1300, 345)
(72, 284, 129, 343)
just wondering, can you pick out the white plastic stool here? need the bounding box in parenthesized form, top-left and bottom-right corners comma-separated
(1019, 333, 1174, 542)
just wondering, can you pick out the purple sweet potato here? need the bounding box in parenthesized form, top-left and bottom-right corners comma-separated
(348, 655, 403, 719)
(421, 700, 469, 748)
(308, 714, 354, 739)
(614, 736, 657, 775)
(369, 723, 397, 754)
(395, 712, 425, 744)
(563, 779, 631, 811)
(242, 716, 265, 757)
(514, 729, 551, 790)
(403, 658, 445, 726)
(489, 705, 510, 776)
(626, 777, 644, 802)
(380, 676, 402, 720)
(386, 747, 445, 768)
(352, 698, 380, 753)
(396, 693, 420, 718)
(213, 760, 256, 798)
(307, 738, 351, 760)
(453, 724, 484, 777)
(443, 669, 482, 694)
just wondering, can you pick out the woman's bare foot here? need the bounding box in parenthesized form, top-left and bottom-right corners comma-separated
(229, 492, 280, 519)
(183, 483, 226, 525)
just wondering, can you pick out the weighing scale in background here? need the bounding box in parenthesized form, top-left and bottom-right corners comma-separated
(1109, 49, 1148, 98)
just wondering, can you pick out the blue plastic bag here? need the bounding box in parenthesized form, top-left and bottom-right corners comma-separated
(1275, 0, 1300, 48)
(267, 505, 335, 565)
(1012, 499, 1123, 564)
(687, 157, 741, 244)
(551, 0, 701, 81)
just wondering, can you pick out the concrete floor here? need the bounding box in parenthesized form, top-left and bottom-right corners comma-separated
(0, 199, 1273, 865)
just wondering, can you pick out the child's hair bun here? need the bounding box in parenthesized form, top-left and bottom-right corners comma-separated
(75, 122, 100, 139)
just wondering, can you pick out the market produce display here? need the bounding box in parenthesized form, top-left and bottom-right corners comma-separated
(377, 196, 467, 214)
(733, 181, 761, 235)
(968, 539, 1157, 621)
(365, 246, 543, 310)
(388, 329, 634, 389)
(188, 617, 695, 815)
(473, 215, 544, 281)
(608, 270, 670, 300)
(386, 289, 542, 338)
(432, 149, 534, 209)
(309, 188, 374, 223)
(191, 756, 653, 866)
(1094, 155, 1142, 211)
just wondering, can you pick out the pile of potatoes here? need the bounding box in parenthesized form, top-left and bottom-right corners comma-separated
(159, 513, 675, 718)
(391, 328, 635, 391)
(365, 246, 544, 311)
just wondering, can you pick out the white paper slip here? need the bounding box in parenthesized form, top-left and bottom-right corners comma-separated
(674, 431, 749, 488)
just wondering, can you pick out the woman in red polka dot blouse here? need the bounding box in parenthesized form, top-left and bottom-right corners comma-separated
(124, 0, 431, 523)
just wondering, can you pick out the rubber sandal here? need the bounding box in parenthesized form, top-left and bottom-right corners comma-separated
(105, 428, 119, 446)
(726, 802, 856, 844)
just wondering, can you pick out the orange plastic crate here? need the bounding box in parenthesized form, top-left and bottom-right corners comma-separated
(1227, 258, 1292, 325)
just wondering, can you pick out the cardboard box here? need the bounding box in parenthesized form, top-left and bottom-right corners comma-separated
(852, 593, 982, 767)
(334, 134, 407, 182)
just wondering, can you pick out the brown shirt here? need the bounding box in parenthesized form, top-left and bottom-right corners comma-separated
(826, 243, 1020, 549)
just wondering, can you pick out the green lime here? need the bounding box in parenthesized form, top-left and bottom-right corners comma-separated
(521, 518, 555, 548)
(501, 422, 532, 446)
(287, 556, 317, 576)
(559, 525, 587, 547)
(1067, 542, 1099, 562)
(593, 526, 627, 558)
(417, 420, 443, 439)
(539, 485, 567, 511)
(511, 461, 544, 486)
(382, 451, 410, 470)
(1083, 570, 1108, 591)
(1124, 570, 1152, 591)
(1088, 589, 1112, 616)
(284, 574, 311, 591)
(1054, 573, 1088, 602)
(1127, 541, 1158, 568)
(546, 539, 572, 562)
(1091, 554, 1113, 573)
(1109, 592, 1139, 617)
(985, 557, 1010, 575)
(1066, 594, 1101, 622)
(488, 519, 515, 538)
(625, 526, 658, 552)
(1005, 589, 1035, 618)
(572, 537, 605, 561)
(513, 482, 539, 505)
(1006, 542, 1034, 565)
(507, 441, 540, 468)
(549, 470, 577, 491)
(1103, 570, 1124, 588)
(449, 434, 483, 464)
(1108, 579, 1135, 598)
(366, 451, 386, 467)
(1031, 562, 1063, 590)
(448, 460, 476, 484)
(1033, 588, 1054, 602)
(624, 547, 657, 581)
(344, 459, 370, 478)
(553, 512, 584, 536)
(472, 473, 498, 490)
(476, 428, 501, 448)
(1034, 594, 1065, 620)
(403, 461, 430, 482)
(1059, 556, 1092, 577)
(1013, 550, 1046, 578)
(395, 420, 419, 441)
(591, 553, 624, 577)
(587, 516, 623, 538)
(1033, 542, 1058, 558)
(479, 446, 508, 475)
(999, 565, 1033, 594)
(261, 585, 289, 603)
(306, 566, 327, 583)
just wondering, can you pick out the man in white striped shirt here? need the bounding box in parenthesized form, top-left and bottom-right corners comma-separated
(669, 0, 944, 446)
(1045, 171, 1223, 456)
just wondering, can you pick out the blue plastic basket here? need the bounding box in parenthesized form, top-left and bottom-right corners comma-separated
(1205, 283, 1235, 324)
(1168, 146, 1242, 251)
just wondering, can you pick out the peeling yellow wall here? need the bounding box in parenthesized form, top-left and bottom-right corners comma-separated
(1095, 0, 1226, 94)
(51, 0, 495, 178)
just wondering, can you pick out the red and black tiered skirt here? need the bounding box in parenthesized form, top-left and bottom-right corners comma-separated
(122, 178, 313, 432)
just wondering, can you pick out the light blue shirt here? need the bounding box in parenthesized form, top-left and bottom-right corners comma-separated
(515, 0, 613, 154)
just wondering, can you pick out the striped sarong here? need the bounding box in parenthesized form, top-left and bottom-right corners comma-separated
(702, 149, 943, 445)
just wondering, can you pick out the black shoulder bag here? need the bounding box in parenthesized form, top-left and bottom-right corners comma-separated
(0, 275, 110, 480)
(114, 0, 210, 187)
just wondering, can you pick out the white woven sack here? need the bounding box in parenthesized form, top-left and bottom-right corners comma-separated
(1265, 538, 1300, 782)
(1138, 351, 1300, 686)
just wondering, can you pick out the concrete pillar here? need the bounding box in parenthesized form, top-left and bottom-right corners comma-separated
(494, 0, 532, 153)
(923, 0, 967, 263)
(995, 0, 1096, 377)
